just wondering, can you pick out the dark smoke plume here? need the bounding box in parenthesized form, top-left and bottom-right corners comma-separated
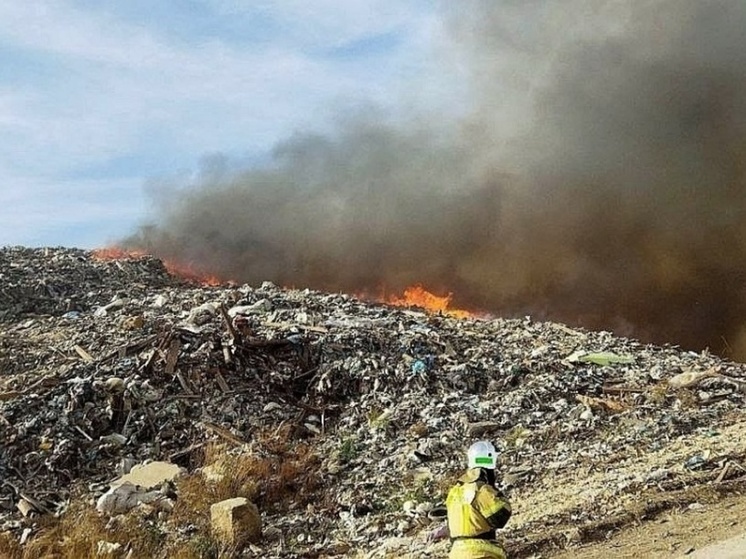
(128, 0, 746, 358)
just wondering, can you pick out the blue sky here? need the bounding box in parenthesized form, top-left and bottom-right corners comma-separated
(0, 0, 449, 248)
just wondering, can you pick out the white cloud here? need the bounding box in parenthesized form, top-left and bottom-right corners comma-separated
(206, 0, 428, 47)
(0, 0, 444, 247)
(0, 173, 146, 248)
(0, 1, 435, 160)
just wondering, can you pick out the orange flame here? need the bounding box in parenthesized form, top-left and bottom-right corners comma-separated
(162, 259, 225, 287)
(93, 248, 470, 314)
(387, 285, 472, 319)
(92, 247, 227, 287)
(91, 247, 149, 260)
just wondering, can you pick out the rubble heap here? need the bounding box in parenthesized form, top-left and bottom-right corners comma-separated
(2, 247, 746, 558)
(0, 247, 177, 322)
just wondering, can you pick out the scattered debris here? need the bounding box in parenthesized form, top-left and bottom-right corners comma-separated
(111, 461, 183, 490)
(96, 482, 173, 516)
(210, 497, 262, 547)
(96, 540, 123, 556)
(567, 350, 635, 366)
(2, 247, 746, 558)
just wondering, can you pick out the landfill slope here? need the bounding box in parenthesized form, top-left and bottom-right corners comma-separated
(1, 247, 746, 558)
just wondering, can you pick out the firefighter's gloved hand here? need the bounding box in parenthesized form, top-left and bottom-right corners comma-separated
(426, 524, 449, 543)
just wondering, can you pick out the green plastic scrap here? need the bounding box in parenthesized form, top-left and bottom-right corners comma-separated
(568, 351, 634, 366)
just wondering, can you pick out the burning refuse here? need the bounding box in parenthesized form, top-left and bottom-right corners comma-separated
(386, 285, 473, 319)
(94, 247, 226, 287)
(159, 261, 225, 287)
(95, 247, 472, 318)
(92, 248, 148, 261)
(125, 0, 746, 359)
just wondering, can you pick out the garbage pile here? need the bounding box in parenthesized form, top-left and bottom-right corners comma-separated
(0, 246, 177, 322)
(2, 247, 746, 558)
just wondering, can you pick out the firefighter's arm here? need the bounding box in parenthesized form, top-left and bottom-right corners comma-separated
(477, 484, 512, 529)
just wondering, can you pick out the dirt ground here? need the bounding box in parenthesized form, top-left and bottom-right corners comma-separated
(549, 492, 746, 559)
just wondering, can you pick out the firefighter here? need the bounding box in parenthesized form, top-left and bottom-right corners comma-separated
(445, 440, 512, 559)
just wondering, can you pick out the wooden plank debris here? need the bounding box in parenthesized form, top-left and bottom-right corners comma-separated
(220, 303, 238, 342)
(214, 371, 231, 393)
(73, 344, 95, 362)
(164, 339, 181, 377)
(175, 371, 194, 395)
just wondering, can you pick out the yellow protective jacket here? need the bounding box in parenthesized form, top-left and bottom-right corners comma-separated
(446, 468, 512, 559)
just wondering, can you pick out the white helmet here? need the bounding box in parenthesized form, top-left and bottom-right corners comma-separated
(467, 440, 497, 469)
